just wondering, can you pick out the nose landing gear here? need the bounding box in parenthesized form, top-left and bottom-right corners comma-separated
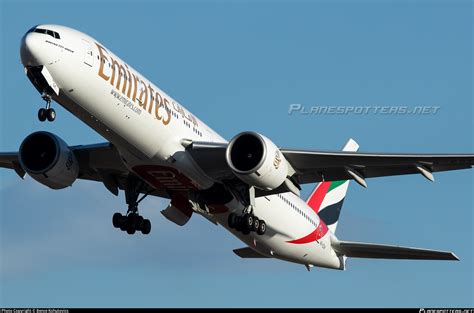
(38, 92, 55, 122)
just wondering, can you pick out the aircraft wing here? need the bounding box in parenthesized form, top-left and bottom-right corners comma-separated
(280, 149, 474, 185)
(332, 240, 459, 261)
(0, 143, 169, 198)
(187, 140, 474, 187)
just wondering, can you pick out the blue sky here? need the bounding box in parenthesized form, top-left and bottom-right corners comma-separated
(0, 0, 472, 308)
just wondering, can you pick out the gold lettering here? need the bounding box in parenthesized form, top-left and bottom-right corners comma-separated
(124, 64, 132, 98)
(131, 73, 139, 102)
(154, 92, 163, 121)
(161, 98, 171, 125)
(147, 84, 155, 114)
(95, 43, 109, 81)
(155, 91, 163, 106)
(95, 42, 173, 127)
(172, 101, 180, 111)
(155, 92, 163, 112)
(137, 80, 148, 109)
(110, 57, 128, 94)
(177, 104, 186, 117)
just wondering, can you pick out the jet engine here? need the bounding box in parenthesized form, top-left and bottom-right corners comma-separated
(19, 131, 79, 189)
(225, 131, 289, 190)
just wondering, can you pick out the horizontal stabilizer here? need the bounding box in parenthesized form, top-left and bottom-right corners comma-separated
(233, 247, 269, 259)
(332, 240, 459, 261)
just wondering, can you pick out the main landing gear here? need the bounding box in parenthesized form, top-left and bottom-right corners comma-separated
(38, 92, 56, 122)
(228, 212, 266, 236)
(112, 177, 152, 235)
(113, 211, 151, 235)
(227, 186, 266, 236)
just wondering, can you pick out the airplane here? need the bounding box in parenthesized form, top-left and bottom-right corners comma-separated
(1, 24, 473, 271)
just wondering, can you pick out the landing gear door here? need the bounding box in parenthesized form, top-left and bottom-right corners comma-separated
(40, 66, 59, 96)
(82, 39, 94, 67)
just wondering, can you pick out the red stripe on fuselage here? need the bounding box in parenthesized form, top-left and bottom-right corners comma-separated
(286, 219, 329, 244)
(307, 181, 331, 214)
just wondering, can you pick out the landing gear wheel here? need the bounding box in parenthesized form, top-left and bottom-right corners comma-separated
(141, 219, 151, 235)
(119, 223, 127, 231)
(135, 215, 144, 230)
(38, 108, 47, 122)
(114, 213, 150, 234)
(127, 214, 138, 229)
(244, 214, 254, 230)
(252, 218, 260, 232)
(228, 213, 237, 229)
(112, 212, 124, 228)
(114, 176, 153, 235)
(257, 220, 266, 235)
(234, 216, 243, 231)
(46, 108, 56, 122)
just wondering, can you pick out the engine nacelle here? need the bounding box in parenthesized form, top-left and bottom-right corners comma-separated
(19, 131, 79, 189)
(226, 131, 289, 191)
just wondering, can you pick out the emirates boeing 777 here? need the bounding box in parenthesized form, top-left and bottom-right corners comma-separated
(1, 25, 473, 271)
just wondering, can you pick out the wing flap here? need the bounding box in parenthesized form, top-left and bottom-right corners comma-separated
(332, 240, 459, 261)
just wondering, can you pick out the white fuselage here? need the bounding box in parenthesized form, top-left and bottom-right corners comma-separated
(20, 24, 343, 270)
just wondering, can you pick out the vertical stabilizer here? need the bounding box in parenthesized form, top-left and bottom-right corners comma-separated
(306, 139, 359, 233)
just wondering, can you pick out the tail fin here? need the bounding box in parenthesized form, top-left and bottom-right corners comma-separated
(306, 138, 359, 234)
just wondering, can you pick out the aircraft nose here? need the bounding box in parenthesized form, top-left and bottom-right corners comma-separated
(20, 31, 41, 67)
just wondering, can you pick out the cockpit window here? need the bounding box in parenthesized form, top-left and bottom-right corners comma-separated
(27, 25, 38, 33)
(31, 27, 61, 39)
